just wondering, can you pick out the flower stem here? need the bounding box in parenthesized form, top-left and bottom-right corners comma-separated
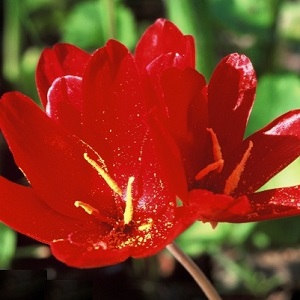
(103, 0, 116, 39)
(3, 0, 21, 84)
(166, 242, 222, 300)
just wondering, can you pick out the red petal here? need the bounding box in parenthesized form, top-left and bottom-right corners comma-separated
(48, 141, 196, 267)
(135, 18, 195, 72)
(142, 54, 201, 132)
(160, 67, 207, 140)
(236, 110, 300, 194)
(159, 67, 208, 186)
(36, 43, 90, 107)
(208, 53, 256, 154)
(169, 206, 206, 239)
(0, 177, 82, 244)
(0, 92, 115, 219)
(146, 113, 188, 203)
(81, 40, 150, 188)
(50, 206, 200, 268)
(147, 52, 193, 77)
(188, 189, 252, 222)
(113, 124, 181, 219)
(49, 148, 197, 268)
(141, 52, 198, 121)
(51, 239, 130, 268)
(241, 186, 300, 222)
(46, 75, 83, 137)
(49, 201, 175, 267)
(144, 53, 197, 110)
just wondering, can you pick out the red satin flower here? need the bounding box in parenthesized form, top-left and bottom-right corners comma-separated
(0, 19, 198, 268)
(157, 52, 300, 224)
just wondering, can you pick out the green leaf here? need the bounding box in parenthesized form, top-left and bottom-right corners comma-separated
(210, 0, 278, 32)
(22, 0, 61, 12)
(0, 223, 17, 268)
(247, 73, 300, 190)
(164, 0, 217, 79)
(62, 0, 137, 51)
(251, 216, 300, 248)
(114, 3, 138, 50)
(20, 47, 42, 103)
(279, 1, 300, 41)
(247, 73, 300, 135)
(62, 1, 107, 49)
(176, 221, 256, 257)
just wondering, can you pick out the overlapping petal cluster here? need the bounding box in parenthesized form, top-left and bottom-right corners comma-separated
(1, 18, 300, 268)
(155, 45, 300, 224)
(0, 19, 198, 267)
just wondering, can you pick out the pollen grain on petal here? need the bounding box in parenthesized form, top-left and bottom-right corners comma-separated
(52, 238, 65, 243)
(138, 218, 153, 232)
(224, 141, 253, 195)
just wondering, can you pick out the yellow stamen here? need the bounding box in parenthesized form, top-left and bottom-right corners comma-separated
(195, 160, 224, 181)
(207, 128, 223, 172)
(84, 152, 122, 196)
(224, 141, 253, 195)
(74, 200, 99, 215)
(124, 176, 135, 225)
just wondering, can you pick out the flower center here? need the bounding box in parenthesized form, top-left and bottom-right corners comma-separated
(195, 128, 253, 195)
(77, 152, 135, 225)
(71, 151, 156, 250)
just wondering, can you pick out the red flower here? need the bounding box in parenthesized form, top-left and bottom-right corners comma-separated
(157, 52, 300, 224)
(0, 19, 198, 268)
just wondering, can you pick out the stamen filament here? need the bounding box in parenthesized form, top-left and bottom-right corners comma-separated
(207, 128, 223, 172)
(74, 200, 99, 215)
(84, 152, 122, 196)
(74, 201, 115, 224)
(224, 141, 253, 195)
(195, 160, 224, 181)
(124, 176, 135, 225)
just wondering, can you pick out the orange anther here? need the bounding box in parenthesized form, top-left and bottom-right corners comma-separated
(224, 141, 253, 195)
(74, 201, 99, 215)
(207, 128, 223, 172)
(195, 128, 225, 181)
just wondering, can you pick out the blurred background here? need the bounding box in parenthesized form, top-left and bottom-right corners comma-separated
(0, 0, 300, 299)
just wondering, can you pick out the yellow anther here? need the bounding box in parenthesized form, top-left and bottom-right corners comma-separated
(224, 141, 253, 195)
(74, 201, 99, 215)
(84, 152, 122, 196)
(124, 176, 135, 225)
(195, 160, 224, 181)
(207, 128, 223, 172)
